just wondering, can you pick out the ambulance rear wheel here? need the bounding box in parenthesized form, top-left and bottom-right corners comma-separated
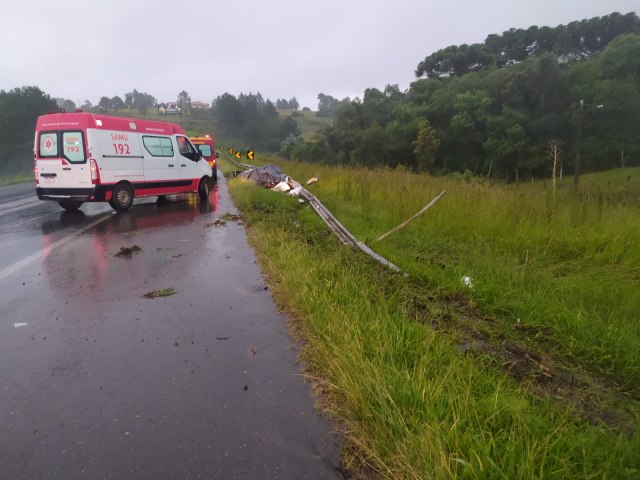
(111, 183, 134, 211)
(58, 200, 83, 211)
(198, 177, 210, 199)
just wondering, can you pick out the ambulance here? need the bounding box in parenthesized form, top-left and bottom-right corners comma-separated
(189, 134, 217, 181)
(34, 112, 214, 212)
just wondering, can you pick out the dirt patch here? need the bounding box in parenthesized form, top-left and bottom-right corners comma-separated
(392, 277, 637, 432)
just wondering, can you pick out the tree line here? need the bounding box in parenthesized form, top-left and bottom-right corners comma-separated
(416, 12, 639, 78)
(288, 12, 640, 181)
(0, 86, 57, 174)
(210, 92, 300, 151)
(0, 86, 304, 176)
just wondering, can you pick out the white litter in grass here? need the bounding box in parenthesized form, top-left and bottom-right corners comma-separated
(14, 323, 28, 328)
(271, 181, 291, 192)
(288, 186, 303, 197)
(461, 276, 474, 289)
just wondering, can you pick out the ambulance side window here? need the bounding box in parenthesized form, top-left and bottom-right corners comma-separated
(143, 136, 174, 157)
(62, 131, 86, 163)
(177, 136, 196, 160)
(39, 132, 58, 157)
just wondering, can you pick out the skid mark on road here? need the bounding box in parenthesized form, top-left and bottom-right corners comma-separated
(0, 214, 112, 282)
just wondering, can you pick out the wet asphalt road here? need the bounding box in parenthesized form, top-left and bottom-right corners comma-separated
(0, 178, 341, 479)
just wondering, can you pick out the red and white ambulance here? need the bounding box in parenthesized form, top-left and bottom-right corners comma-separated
(34, 112, 214, 211)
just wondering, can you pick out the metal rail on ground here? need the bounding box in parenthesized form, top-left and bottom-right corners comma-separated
(219, 152, 403, 273)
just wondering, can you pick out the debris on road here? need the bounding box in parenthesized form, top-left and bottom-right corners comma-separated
(206, 212, 242, 228)
(206, 218, 226, 227)
(221, 212, 241, 222)
(143, 288, 176, 299)
(115, 245, 142, 257)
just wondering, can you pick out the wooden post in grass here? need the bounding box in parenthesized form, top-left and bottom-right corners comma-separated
(548, 139, 562, 205)
(376, 191, 446, 242)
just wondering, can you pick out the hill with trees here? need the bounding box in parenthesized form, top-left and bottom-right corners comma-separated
(289, 12, 640, 182)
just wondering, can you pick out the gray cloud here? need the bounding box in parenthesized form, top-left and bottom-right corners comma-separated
(3, 0, 637, 109)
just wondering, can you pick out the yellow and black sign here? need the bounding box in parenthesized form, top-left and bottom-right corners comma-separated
(247, 150, 254, 160)
(228, 148, 233, 155)
(235, 151, 241, 159)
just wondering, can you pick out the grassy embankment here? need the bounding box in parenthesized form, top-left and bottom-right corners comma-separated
(219, 152, 639, 479)
(278, 109, 333, 141)
(0, 172, 32, 186)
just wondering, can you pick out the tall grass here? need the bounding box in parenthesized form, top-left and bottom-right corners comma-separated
(275, 162, 640, 392)
(226, 174, 640, 478)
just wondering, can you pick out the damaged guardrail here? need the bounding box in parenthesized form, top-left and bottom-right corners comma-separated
(225, 157, 407, 273)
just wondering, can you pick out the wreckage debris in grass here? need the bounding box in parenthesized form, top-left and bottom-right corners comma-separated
(238, 164, 287, 188)
(305, 176, 320, 185)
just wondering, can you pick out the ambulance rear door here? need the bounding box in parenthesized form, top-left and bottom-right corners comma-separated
(36, 129, 91, 190)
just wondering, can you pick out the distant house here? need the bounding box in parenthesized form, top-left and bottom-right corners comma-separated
(191, 101, 209, 110)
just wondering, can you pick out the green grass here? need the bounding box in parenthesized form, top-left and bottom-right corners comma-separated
(225, 161, 640, 478)
(272, 162, 640, 391)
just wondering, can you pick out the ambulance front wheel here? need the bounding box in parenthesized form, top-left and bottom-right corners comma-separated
(58, 200, 83, 211)
(198, 176, 211, 199)
(111, 182, 134, 211)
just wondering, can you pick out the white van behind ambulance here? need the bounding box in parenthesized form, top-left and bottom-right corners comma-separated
(34, 112, 214, 211)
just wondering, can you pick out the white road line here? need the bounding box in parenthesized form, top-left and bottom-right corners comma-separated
(0, 214, 113, 281)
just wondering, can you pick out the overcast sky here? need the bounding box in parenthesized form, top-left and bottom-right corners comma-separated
(2, 0, 637, 110)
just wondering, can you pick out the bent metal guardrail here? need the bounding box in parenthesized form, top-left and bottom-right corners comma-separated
(298, 187, 403, 273)
(219, 150, 403, 273)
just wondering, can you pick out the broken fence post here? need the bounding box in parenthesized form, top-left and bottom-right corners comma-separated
(376, 191, 446, 242)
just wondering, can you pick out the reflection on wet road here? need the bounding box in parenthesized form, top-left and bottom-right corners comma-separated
(0, 179, 340, 479)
